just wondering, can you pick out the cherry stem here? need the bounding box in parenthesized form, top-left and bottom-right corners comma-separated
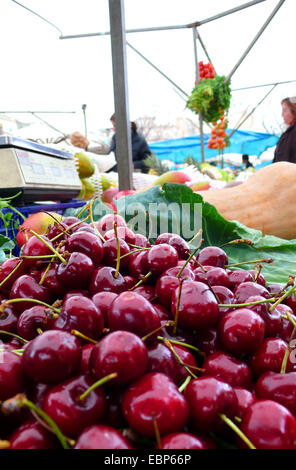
(219, 413, 256, 450)
(178, 375, 191, 393)
(0, 330, 28, 343)
(129, 272, 152, 290)
(219, 238, 253, 248)
(188, 228, 203, 246)
(78, 372, 118, 401)
(173, 279, 184, 334)
(113, 222, 120, 279)
(36, 328, 43, 335)
(269, 285, 296, 312)
(282, 310, 296, 329)
(70, 329, 98, 344)
(164, 339, 198, 379)
(218, 298, 276, 309)
(39, 260, 53, 286)
(28, 230, 67, 265)
(176, 244, 201, 279)
(50, 216, 90, 243)
(3, 298, 61, 314)
(89, 197, 106, 243)
(225, 258, 273, 268)
(151, 413, 162, 450)
(157, 336, 205, 357)
(280, 348, 290, 374)
(0, 259, 24, 288)
(120, 247, 149, 260)
(141, 321, 174, 342)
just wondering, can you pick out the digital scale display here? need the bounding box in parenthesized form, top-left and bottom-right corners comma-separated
(16, 149, 81, 187)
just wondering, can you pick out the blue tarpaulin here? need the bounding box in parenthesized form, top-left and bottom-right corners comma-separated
(149, 129, 279, 164)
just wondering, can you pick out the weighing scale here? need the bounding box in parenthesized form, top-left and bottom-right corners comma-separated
(0, 135, 82, 205)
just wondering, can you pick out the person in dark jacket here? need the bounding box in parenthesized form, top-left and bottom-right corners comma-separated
(108, 114, 151, 173)
(273, 97, 296, 163)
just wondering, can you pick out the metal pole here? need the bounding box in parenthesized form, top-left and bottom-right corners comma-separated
(228, 84, 278, 138)
(225, 0, 286, 83)
(190, 0, 267, 26)
(109, 0, 133, 191)
(127, 42, 189, 98)
(82, 104, 87, 138)
(232, 79, 296, 91)
(31, 113, 68, 136)
(196, 33, 216, 74)
(192, 27, 205, 163)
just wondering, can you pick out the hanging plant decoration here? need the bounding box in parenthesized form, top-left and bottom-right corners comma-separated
(186, 74, 232, 126)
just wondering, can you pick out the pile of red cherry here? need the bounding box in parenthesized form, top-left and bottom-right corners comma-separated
(0, 212, 296, 450)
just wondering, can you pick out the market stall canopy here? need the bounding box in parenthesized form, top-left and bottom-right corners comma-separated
(149, 129, 279, 164)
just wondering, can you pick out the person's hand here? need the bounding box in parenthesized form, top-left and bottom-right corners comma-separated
(70, 131, 89, 150)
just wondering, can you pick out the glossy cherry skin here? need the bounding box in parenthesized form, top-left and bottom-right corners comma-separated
(123, 275, 136, 290)
(147, 342, 177, 382)
(54, 295, 104, 340)
(160, 234, 191, 260)
(240, 400, 296, 449)
(249, 337, 294, 378)
(164, 265, 195, 280)
(204, 267, 231, 289)
(274, 304, 296, 342)
(233, 281, 270, 304)
(155, 233, 175, 245)
(228, 269, 254, 290)
(74, 424, 133, 449)
(267, 283, 283, 296)
(90, 330, 148, 386)
(95, 214, 127, 235)
(173, 344, 199, 385)
(246, 295, 282, 337)
(152, 303, 171, 322)
(171, 280, 219, 330)
(0, 351, 25, 400)
(39, 264, 66, 299)
(132, 285, 156, 303)
(195, 328, 221, 356)
(219, 308, 265, 356)
(127, 250, 149, 279)
(102, 237, 130, 271)
(90, 266, 126, 296)
(193, 265, 214, 284)
(63, 290, 90, 301)
(17, 306, 51, 340)
(104, 226, 136, 245)
(79, 344, 95, 374)
(145, 244, 179, 276)
(66, 230, 104, 267)
(92, 291, 117, 325)
(9, 420, 58, 449)
(197, 246, 228, 268)
(9, 274, 52, 314)
(28, 383, 53, 408)
(184, 377, 238, 433)
(0, 258, 27, 295)
(42, 374, 107, 437)
(248, 269, 266, 287)
(255, 371, 296, 415)
(56, 252, 95, 290)
(202, 350, 252, 388)
(21, 235, 54, 269)
(22, 330, 81, 384)
(122, 372, 189, 438)
(233, 387, 257, 420)
(108, 291, 161, 342)
(133, 233, 150, 248)
(211, 285, 235, 317)
(155, 275, 181, 308)
(0, 304, 18, 334)
(159, 432, 216, 449)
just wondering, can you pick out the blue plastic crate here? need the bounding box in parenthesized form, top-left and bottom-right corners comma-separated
(0, 200, 86, 256)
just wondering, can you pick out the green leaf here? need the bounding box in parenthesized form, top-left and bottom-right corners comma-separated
(0, 234, 15, 251)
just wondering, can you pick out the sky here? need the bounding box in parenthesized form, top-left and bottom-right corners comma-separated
(0, 0, 295, 140)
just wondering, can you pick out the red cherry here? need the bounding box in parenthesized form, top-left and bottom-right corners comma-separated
(233, 387, 257, 420)
(184, 377, 238, 432)
(195, 327, 221, 356)
(54, 295, 104, 340)
(228, 270, 254, 290)
(74, 424, 133, 449)
(22, 330, 81, 384)
(159, 432, 216, 449)
(219, 308, 265, 356)
(10, 275, 52, 314)
(240, 400, 296, 449)
(248, 269, 266, 287)
(197, 246, 228, 268)
(90, 266, 126, 296)
(39, 264, 66, 298)
(233, 281, 270, 303)
(0, 303, 18, 334)
(42, 374, 107, 437)
(104, 226, 136, 245)
(9, 420, 58, 449)
(205, 267, 231, 288)
(92, 291, 117, 324)
(66, 231, 104, 267)
(108, 291, 161, 342)
(79, 344, 95, 374)
(249, 337, 294, 378)
(246, 295, 282, 337)
(202, 350, 252, 388)
(155, 275, 181, 308)
(132, 285, 156, 303)
(56, 252, 95, 290)
(0, 258, 27, 295)
(0, 350, 24, 400)
(102, 237, 130, 271)
(146, 244, 179, 276)
(256, 371, 296, 415)
(211, 285, 235, 316)
(90, 330, 148, 385)
(122, 372, 189, 437)
(21, 235, 54, 269)
(17, 306, 50, 341)
(95, 214, 127, 236)
(171, 280, 219, 330)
